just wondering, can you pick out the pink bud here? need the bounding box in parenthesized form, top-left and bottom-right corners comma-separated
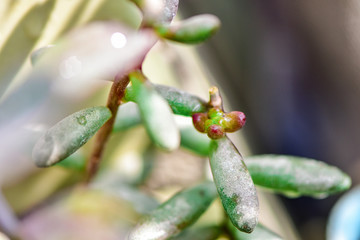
(192, 113, 208, 133)
(223, 111, 246, 132)
(207, 124, 225, 139)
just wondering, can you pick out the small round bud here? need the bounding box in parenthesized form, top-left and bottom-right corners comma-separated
(208, 107, 223, 119)
(207, 124, 225, 139)
(223, 111, 246, 132)
(192, 113, 208, 133)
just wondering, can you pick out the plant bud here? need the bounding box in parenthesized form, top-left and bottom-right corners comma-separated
(207, 124, 225, 139)
(192, 113, 208, 133)
(223, 111, 246, 132)
(208, 107, 223, 119)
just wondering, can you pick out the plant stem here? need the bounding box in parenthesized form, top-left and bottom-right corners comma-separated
(85, 75, 130, 183)
(209, 86, 223, 109)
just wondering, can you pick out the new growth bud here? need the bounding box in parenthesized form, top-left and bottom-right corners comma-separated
(191, 87, 246, 140)
(192, 108, 246, 140)
(207, 124, 225, 139)
(192, 113, 208, 133)
(223, 111, 246, 132)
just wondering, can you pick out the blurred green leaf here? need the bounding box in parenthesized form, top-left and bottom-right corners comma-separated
(124, 84, 208, 116)
(180, 125, 211, 156)
(32, 106, 111, 167)
(228, 222, 282, 240)
(92, 176, 159, 215)
(113, 102, 142, 132)
(134, 145, 156, 186)
(128, 181, 218, 240)
(245, 155, 352, 198)
(155, 14, 220, 44)
(170, 225, 221, 240)
(209, 137, 258, 233)
(55, 149, 86, 172)
(130, 72, 180, 151)
(154, 85, 208, 116)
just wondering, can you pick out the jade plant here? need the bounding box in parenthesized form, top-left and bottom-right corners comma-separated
(0, 0, 351, 239)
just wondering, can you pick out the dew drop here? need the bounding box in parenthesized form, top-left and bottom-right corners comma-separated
(76, 116, 87, 125)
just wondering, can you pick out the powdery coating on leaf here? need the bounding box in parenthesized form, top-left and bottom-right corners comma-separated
(154, 85, 208, 116)
(131, 77, 180, 151)
(245, 155, 351, 198)
(209, 137, 259, 233)
(128, 198, 188, 240)
(32, 107, 111, 167)
(141, 0, 178, 25)
(162, 0, 179, 22)
(128, 182, 218, 240)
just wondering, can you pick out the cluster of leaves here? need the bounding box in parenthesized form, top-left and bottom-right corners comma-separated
(1, 0, 351, 239)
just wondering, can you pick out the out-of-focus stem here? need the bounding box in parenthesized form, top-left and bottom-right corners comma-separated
(209, 86, 223, 109)
(85, 75, 130, 183)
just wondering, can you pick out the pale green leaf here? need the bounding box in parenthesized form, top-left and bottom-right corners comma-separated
(32, 106, 111, 167)
(245, 155, 351, 198)
(209, 137, 259, 233)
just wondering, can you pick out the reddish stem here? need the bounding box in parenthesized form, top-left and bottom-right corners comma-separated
(85, 75, 130, 183)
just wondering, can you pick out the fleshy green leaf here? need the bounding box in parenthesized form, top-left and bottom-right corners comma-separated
(130, 72, 180, 151)
(180, 125, 211, 156)
(228, 222, 282, 240)
(155, 14, 220, 44)
(170, 225, 221, 240)
(209, 137, 259, 233)
(245, 155, 351, 198)
(154, 85, 208, 115)
(32, 106, 111, 167)
(128, 181, 218, 240)
(113, 102, 142, 132)
(124, 84, 208, 116)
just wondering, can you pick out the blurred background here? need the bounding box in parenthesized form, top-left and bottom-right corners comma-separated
(0, 0, 359, 239)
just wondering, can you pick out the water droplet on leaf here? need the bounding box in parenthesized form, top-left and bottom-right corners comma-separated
(76, 116, 87, 125)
